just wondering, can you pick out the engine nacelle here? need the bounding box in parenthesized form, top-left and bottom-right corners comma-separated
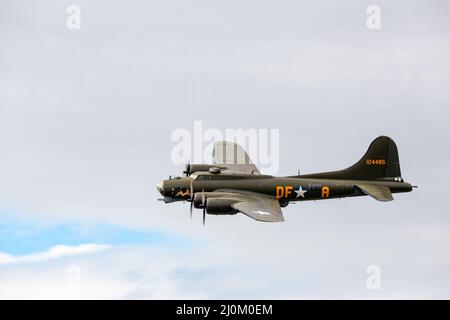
(206, 198, 238, 215)
(193, 193, 237, 215)
(184, 164, 225, 176)
(193, 192, 207, 209)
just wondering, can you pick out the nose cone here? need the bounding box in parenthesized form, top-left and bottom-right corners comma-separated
(156, 180, 164, 195)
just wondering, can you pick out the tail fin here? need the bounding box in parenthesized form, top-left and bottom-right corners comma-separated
(301, 136, 402, 180)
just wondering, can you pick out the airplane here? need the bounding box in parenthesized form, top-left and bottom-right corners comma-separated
(156, 136, 414, 224)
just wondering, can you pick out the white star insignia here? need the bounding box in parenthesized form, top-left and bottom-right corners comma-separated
(295, 186, 308, 198)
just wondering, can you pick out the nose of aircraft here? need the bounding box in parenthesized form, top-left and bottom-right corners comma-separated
(156, 180, 164, 196)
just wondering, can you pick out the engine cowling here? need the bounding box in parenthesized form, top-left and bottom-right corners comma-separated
(206, 198, 238, 215)
(184, 164, 225, 176)
(193, 193, 237, 215)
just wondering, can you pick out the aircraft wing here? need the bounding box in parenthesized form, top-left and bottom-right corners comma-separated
(212, 141, 260, 175)
(232, 198, 284, 222)
(356, 184, 393, 202)
(211, 189, 284, 222)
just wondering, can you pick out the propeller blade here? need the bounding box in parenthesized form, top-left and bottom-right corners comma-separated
(201, 188, 206, 226)
(190, 201, 193, 219)
(184, 162, 191, 176)
(203, 207, 206, 226)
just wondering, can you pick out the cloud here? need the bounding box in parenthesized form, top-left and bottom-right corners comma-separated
(1, 237, 449, 300)
(0, 0, 449, 299)
(0, 243, 111, 265)
(0, 214, 191, 255)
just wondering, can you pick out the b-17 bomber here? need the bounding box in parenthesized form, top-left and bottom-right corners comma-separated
(156, 136, 414, 224)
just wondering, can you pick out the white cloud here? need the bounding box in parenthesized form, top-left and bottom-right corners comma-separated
(0, 253, 13, 264)
(0, 232, 449, 299)
(0, 244, 198, 299)
(0, 0, 449, 299)
(0, 244, 111, 265)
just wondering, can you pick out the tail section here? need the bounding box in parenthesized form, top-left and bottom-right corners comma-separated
(300, 136, 402, 180)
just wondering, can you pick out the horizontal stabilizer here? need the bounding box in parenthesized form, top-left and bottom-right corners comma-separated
(356, 184, 393, 202)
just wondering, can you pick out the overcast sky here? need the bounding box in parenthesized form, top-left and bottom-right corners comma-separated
(0, 0, 449, 299)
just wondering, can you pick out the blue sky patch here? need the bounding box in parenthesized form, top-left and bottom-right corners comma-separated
(0, 212, 191, 255)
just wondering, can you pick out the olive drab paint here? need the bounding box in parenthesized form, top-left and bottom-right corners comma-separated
(157, 136, 414, 224)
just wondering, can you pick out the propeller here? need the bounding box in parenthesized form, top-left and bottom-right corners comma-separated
(183, 163, 191, 177)
(189, 180, 194, 219)
(203, 207, 206, 226)
(202, 189, 206, 226)
(187, 181, 206, 226)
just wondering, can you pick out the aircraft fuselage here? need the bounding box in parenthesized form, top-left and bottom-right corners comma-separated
(159, 175, 412, 203)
